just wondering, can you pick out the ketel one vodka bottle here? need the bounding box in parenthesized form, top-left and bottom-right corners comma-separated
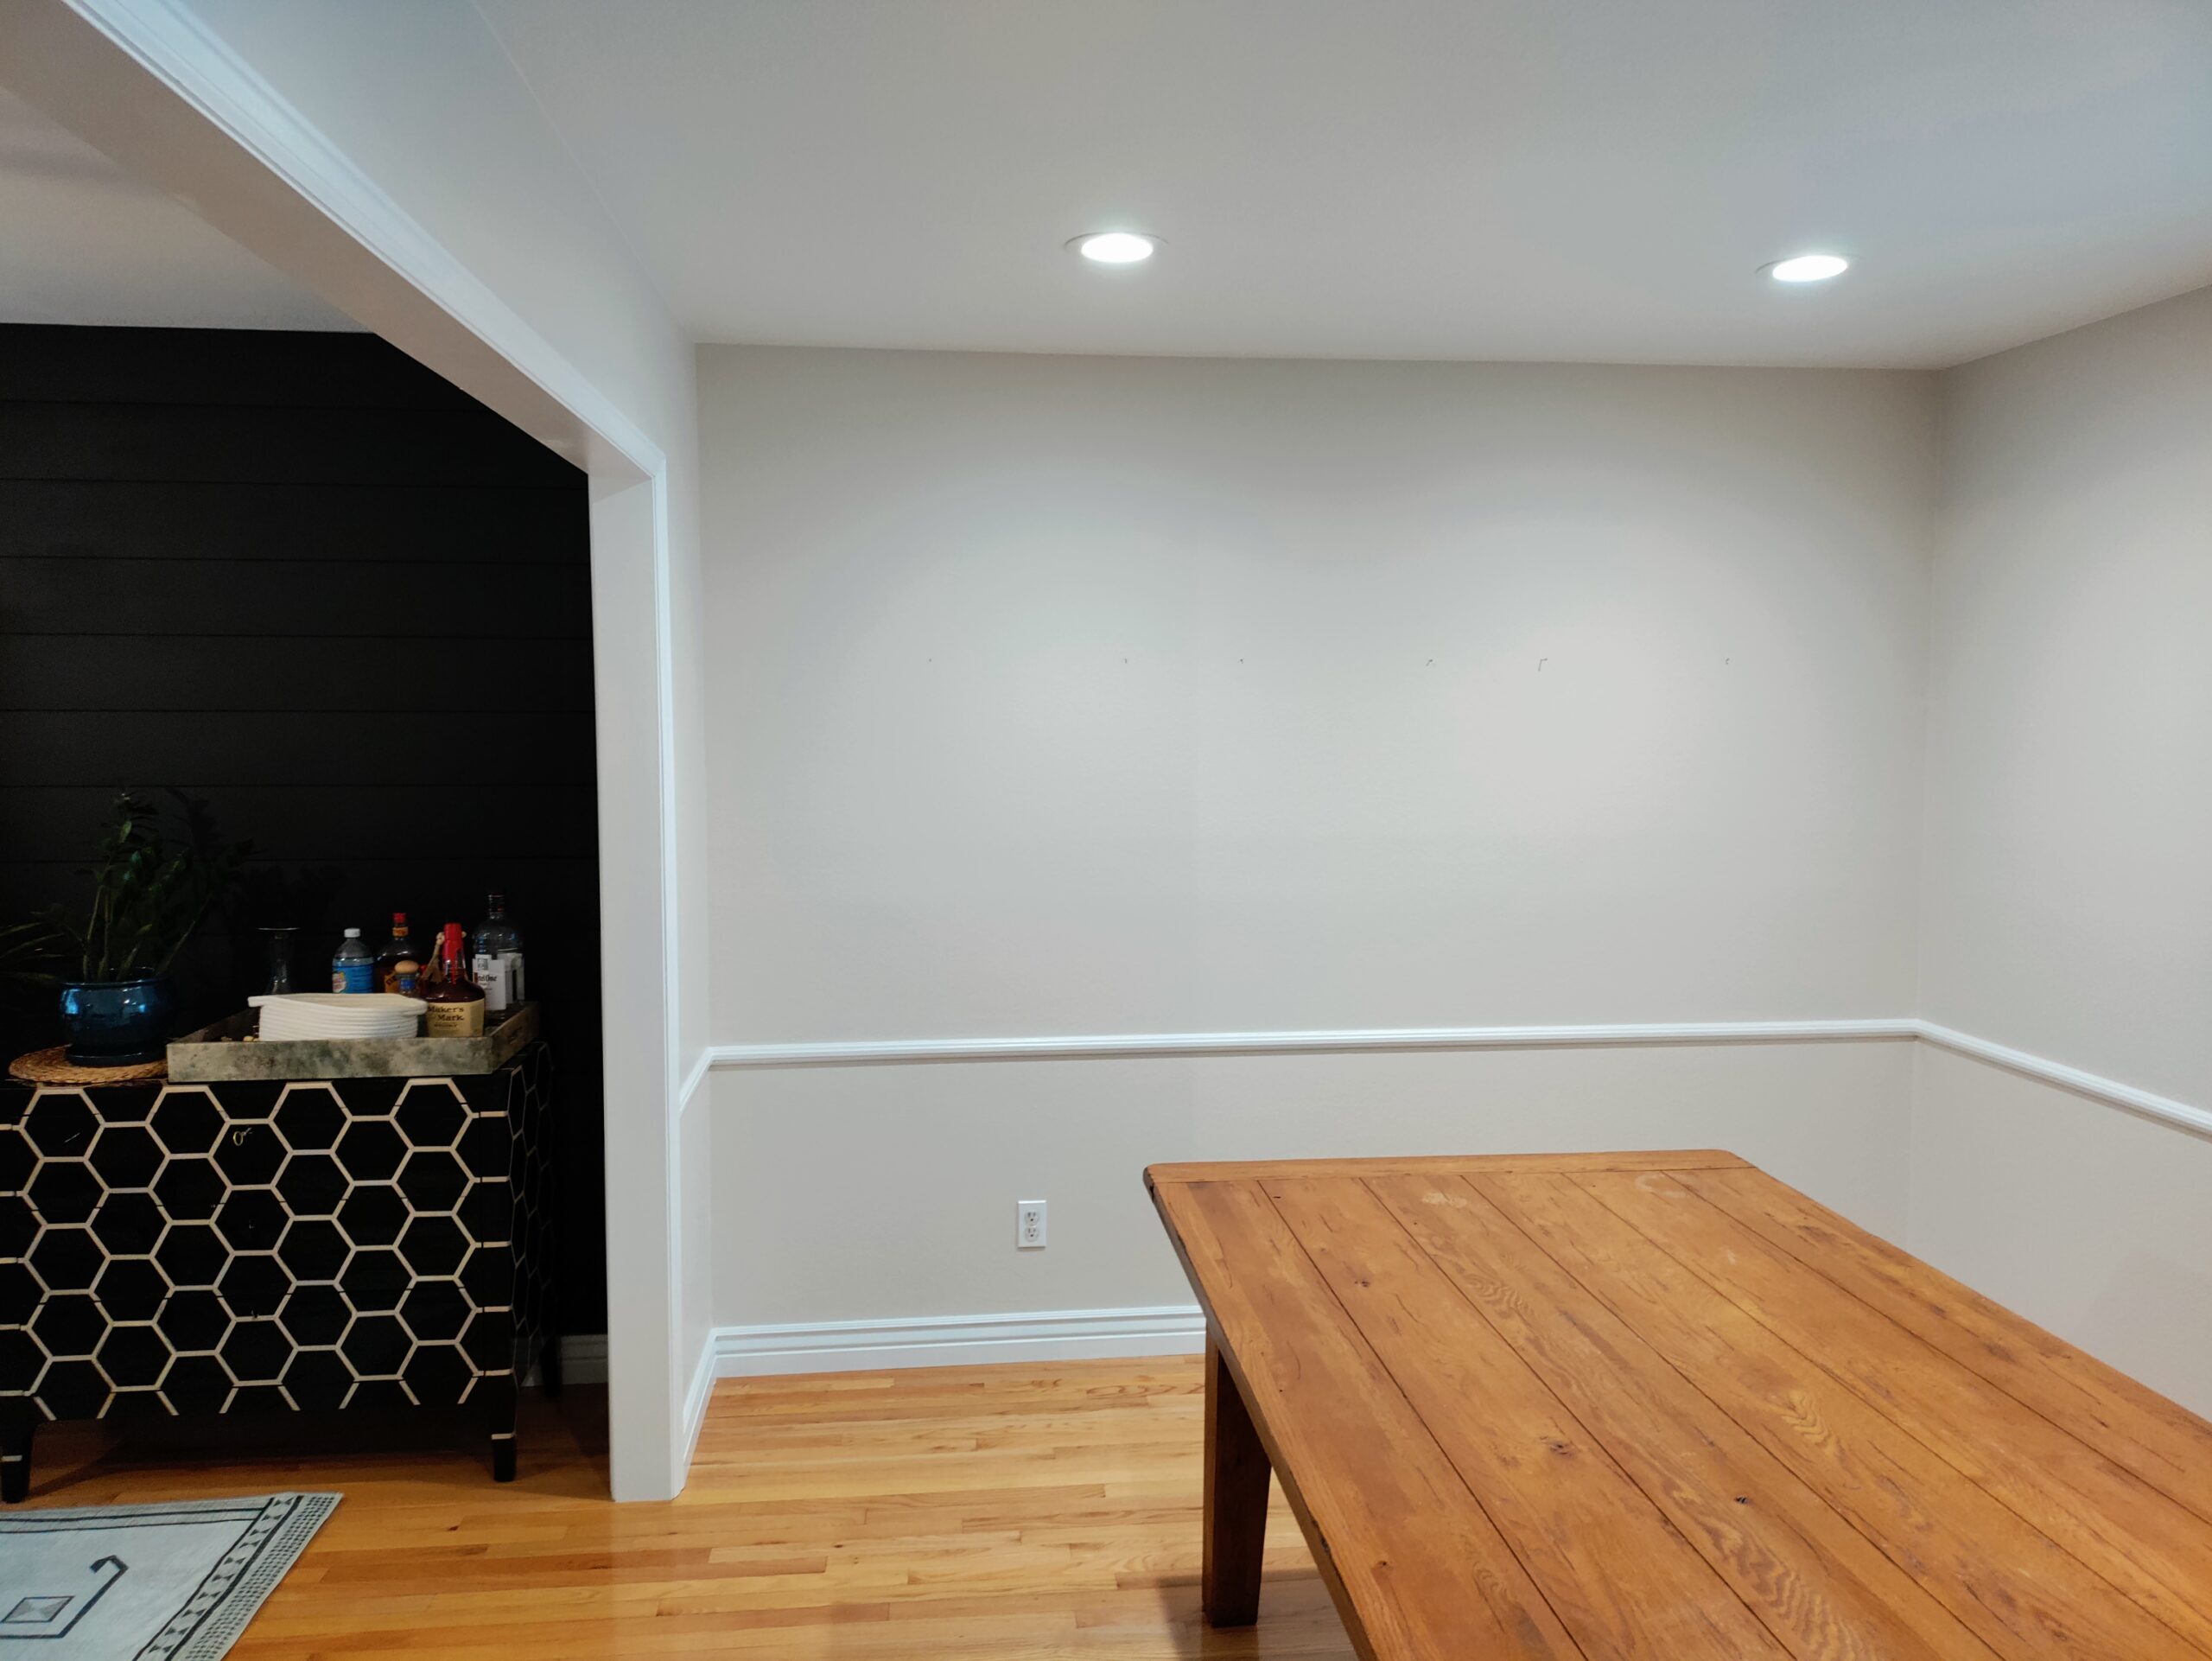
(471, 893, 524, 1016)
(422, 922, 486, 1037)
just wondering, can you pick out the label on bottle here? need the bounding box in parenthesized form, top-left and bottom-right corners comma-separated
(333, 960, 375, 993)
(425, 997, 485, 1037)
(474, 953, 510, 1015)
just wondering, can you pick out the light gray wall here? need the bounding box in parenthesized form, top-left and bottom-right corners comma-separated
(698, 347, 1939, 1328)
(1917, 285, 2212, 1099)
(1909, 1047, 2212, 1413)
(711, 1042, 1915, 1329)
(702, 350, 1935, 1040)
(1910, 285, 2212, 1412)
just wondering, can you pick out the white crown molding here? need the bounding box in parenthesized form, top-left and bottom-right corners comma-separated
(1914, 1021, 2212, 1140)
(702, 1017, 1916, 1072)
(61, 0, 666, 480)
(711, 1305, 1206, 1378)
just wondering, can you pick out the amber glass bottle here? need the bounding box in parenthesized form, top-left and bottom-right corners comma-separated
(375, 912, 422, 994)
(421, 922, 486, 1036)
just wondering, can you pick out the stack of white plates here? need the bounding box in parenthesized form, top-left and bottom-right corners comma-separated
(250, 993, 426, 1041)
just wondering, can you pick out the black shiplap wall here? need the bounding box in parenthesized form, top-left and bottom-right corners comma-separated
(0, 324, 607, 1328)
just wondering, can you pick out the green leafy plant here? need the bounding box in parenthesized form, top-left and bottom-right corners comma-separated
(0, 919, 63, 996)
(41, 792, 250, 983)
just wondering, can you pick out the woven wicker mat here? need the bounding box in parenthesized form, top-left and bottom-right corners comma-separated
(8, 1045, 168, 1085)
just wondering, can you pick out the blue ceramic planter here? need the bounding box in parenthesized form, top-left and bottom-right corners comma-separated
(59, 976, 177, 1066)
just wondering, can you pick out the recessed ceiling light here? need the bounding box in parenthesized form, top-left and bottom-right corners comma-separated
(1071, 232, 1158, 264)
(1764, 253, 1850, 283)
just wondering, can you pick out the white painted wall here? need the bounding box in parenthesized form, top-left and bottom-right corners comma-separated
(698, 347, 1939, 1330)
(1911, 285, 2212, 1414)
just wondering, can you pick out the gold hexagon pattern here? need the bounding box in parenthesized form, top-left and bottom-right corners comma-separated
(1, 1048, 554, 1497)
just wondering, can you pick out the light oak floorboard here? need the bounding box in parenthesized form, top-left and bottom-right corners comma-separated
(14, 1360, 1354, 1660)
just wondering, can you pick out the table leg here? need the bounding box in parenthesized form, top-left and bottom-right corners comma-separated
(1203, 1333, 1270, 1626)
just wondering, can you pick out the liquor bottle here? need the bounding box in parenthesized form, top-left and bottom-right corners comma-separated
(471, 893, 524, 1015)
(331, 928, 376, 993)
(421, 922, 486, 1036)
(375, 912, 423, 995)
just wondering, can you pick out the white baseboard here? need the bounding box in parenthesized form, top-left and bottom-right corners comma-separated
(550, 1332, 715, 1467)
(712, 1305, 1206, 1378)
(680, 1336, 717, 1466)
(555, 1306, 1206, 1388)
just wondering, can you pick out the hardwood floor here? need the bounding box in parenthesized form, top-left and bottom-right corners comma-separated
(19, 1358, 1354, 1658)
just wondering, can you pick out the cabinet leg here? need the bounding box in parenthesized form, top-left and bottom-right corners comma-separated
(486, 1373, 518, 1483)
(2, 1416, 33, 1504)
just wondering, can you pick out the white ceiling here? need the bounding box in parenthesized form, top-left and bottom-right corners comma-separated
(477, 0, 2212, 367)
(0, 86, 355, 332)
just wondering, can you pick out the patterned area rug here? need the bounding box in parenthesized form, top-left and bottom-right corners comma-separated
(0, 1493, 337, 1659)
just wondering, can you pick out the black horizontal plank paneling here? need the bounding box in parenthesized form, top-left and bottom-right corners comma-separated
(1, 554, 594, 639)
(1, 861, 601, 933)
(0, 635, 596, 712)
(0, 402, 579, 486)
(0, 325, 606, 1327)
(0, 324, 480, 409)
(3, 710, 598, 786)
(0, 479, 585, 563)
(3, 785, 599, 862)
(176, 924, 604, 974)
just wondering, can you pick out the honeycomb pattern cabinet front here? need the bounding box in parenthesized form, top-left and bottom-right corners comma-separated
(0, 1047, 555, 1500)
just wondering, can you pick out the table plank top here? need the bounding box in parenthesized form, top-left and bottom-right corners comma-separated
(1147, 1150, 2212, 1661)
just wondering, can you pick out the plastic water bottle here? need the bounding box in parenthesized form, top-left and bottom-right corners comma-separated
(331, 927, 376, 993)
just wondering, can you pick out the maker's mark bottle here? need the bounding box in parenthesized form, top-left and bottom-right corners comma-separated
(421, 921, 486, 1037)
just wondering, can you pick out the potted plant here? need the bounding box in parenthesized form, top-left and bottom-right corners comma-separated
(33, 793, 248, 1066)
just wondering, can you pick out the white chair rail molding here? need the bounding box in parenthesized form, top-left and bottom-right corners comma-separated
(671, 1014, 2211, 1390)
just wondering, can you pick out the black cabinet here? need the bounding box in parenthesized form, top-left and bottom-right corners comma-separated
(0, 1047, 555, 1500)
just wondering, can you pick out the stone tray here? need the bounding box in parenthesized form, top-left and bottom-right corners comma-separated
(167, 1000, 539, 1080)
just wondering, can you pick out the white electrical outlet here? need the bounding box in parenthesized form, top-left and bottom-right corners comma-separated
(1017, 1200, 1047, 1249)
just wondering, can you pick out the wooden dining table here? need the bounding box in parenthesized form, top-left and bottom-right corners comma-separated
(1145, 1149, 2212, 1661)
